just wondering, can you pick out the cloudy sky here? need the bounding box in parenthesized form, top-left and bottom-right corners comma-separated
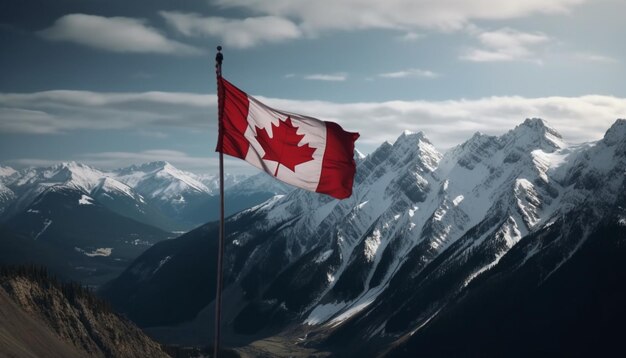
(1, 0, 624, 174)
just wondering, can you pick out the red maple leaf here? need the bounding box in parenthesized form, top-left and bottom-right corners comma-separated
(255, 117, 316, 176)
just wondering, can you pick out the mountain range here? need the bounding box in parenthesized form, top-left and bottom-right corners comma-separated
(0, 161, 289, 286)
(101, 118, 626, 357)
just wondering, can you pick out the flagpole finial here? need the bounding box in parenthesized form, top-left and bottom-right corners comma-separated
(215, 45, 223, 77)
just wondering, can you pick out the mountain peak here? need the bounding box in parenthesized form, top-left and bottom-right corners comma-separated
(56, 161, 87, 170)
(603, 119, 626, 146)
(354, 149, 366, 161)
(506, 118, 564, 151)
(395, 130, 427, 143)
(469, 131, 495, 141)
(38, 162, 104, 192)
(160, 162, 177, 173)
(522, 117, 548, 128)
(453, 131, 498, 153)
(140, 161, 172, 171)
(517, 118, 559, 136)
(116, 161, 174, 175)
(388, 130, 441, 172)
(392, 130, 432, 153)
(0, 166, 17, 177)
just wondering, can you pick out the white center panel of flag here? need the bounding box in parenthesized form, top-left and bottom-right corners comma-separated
(243, 96, 327, 192)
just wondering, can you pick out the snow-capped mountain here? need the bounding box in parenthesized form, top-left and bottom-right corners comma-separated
(0, 184, 172, 286)
(101, 118, 626, 356)
(196, 173, 248, 193)
(90, 177, 180, 232)
(114, 161, 210, 201)
(0, 166, 17, 177)
(380, 119, 626, 358)
(227, 172, 293, 196)
(0, 182, 16, 217)
(1, 162, 106, 218)
(112, 161, 216, 230)
(0, 161, 287, 286)
(0, 160, 287, 231)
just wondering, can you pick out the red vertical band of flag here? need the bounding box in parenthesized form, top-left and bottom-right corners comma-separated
(216, 77, 359, 200)
(216, 78, 250, 159)
(318, 122, 360, 199)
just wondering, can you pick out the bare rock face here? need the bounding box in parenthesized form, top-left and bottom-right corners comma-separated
(0, 266, 169, 358)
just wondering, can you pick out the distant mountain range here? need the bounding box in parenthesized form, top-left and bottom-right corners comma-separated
(101, 118, 626, 357)
(0, 160, 290, 231)
(0, 161, 290, 286)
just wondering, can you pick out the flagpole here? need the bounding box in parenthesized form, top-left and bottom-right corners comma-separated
(214, 45, 225, 358)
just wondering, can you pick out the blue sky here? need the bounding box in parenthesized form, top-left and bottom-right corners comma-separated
(1, 0, 624, 174)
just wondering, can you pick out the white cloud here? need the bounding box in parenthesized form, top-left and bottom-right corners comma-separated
(214, 0, 586, 33)
(0, 90, 215, 134)
(136, 129, 168, 138)
(379, 69, 438, 79)
(160, 11, 301, 48)
(461, 27, 550, 62)
(285, 73, 348, 81)
(0, 108, 62, 134)
(303, 73, 348, 81)
(1, 89, 624, 153)
(397, 32, 423, 41)
(574, 52, 618, 64)
(151, 1, 586, 48)
(251, 94, 626, 150)
(39, 14, 202, 55)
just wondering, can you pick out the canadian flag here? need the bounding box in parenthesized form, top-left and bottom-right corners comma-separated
(216, 77, 359, 199)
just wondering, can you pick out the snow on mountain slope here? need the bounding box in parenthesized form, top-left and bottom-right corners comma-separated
(12, 161, 105, 193)
(114, 161, 210, 201)
(513, 118, 626, 268)
(0, 160, 284, 230)
(112, 161, 287, 229)
(104, 130, 450, 334)
(1, 162, 107, 217)
(1, 184, 172, 286)
(197, 173, 247, 193)
(354, 149, 366, 161)
(295, 119, 569, 326)
(0, 182, 15, 216)
(227, 172, 292, 196)
(324, 118, 626, 353)
(0, 167, 18, 213)
(0, 182, 14, 199)
(0, 166, 17, 179)
(0, 166, 17, 203)
(89, 177, 183, 231)
(101, 118, 626, 352)
(92, 177, 142, 201)
(383, 122, 626, 358)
